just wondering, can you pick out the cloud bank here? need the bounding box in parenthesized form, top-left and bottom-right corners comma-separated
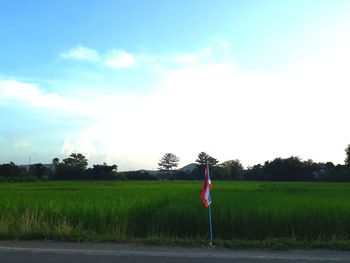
(60, 45, 138, 69)
(60, 45, 100, 61)
(2, 39, 350, 169)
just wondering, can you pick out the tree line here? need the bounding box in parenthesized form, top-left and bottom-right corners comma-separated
(0, 145, 349, 182)
(0, 153, 118, 182)
(156, 146, 350, 181)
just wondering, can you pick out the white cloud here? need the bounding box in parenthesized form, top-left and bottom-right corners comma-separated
(219, 40, 230, 50)
(61, 138, 97, 158)
(104, 50, 138, 68)
(59, 45, 215, 71)
(0, 80, 89, 116)
(13, 139, 31, 148)
(0, 80, 39, 99)
(82, 39, 350, 169)
(60, 46, 138, 69)
(3, 39, 350, 169)
(173, 54, 199, 65)
(60, 45, 100, 61)
(172, 48, 212, 65)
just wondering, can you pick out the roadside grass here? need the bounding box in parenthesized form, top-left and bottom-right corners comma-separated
(133, 236, 350, 250)
(0, 181, 350, 249)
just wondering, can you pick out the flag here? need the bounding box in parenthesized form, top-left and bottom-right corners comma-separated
(200, 163, 212, 207)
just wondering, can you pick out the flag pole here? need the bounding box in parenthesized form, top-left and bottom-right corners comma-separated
(207, 163, 213, 247)
(208, 202, 213, 246)
(201, 162, 214, 247)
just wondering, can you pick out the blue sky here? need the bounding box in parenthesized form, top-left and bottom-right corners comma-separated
(1, 0, 350, 169)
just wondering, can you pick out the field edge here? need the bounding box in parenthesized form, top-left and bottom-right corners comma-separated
(1, 236, 350, 251)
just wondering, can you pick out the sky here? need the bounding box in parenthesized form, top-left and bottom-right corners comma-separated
(1, 0, 350, 170)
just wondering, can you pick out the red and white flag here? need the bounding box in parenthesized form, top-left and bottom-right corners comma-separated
(200, 163, 212, 207)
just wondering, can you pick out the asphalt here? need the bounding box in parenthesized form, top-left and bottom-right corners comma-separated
(1, 241, 350, 263)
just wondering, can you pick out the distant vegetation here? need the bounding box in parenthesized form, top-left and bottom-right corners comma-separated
(0, 144, 349, 182)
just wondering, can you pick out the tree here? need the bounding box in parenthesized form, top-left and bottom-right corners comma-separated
(220, 159, 244, 180)
(345, 144, 350, 167)
(262, 156, 312, 181)
(52, 157, 59, 175)
(344, 144, 350, 181)
(62, 153, 88, 170)
(85, 163, 118, 180)
(192, 152, 219, 180)
(158, 153, 180, 176)
(196, 152, 219, 167)
(29, 163, 48, 178)
(52, 158, 59, 166)
(245, 164, 264, 180)
(55, 153, 88, 180)
(0, 162, 23, 178)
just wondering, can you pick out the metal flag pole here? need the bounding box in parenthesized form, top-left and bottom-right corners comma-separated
(208, 202, 213, 246)
(207, 164, 213, 247)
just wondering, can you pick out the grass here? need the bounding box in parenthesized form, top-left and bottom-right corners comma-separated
(0, 181, 350, 249)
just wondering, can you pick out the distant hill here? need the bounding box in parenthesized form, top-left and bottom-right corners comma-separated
(137, 169, 159, 176)
(135, 163, 198, 176)
(178, 163, 198, 173)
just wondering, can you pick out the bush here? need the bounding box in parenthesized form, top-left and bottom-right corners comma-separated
(41, 176, 49, 182)
(5, 176, 38, 183)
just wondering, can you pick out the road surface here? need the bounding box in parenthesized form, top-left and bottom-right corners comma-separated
(1, 241, 350, 263)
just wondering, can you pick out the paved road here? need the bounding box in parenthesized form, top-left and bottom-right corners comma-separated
(1, 241, 350, 263)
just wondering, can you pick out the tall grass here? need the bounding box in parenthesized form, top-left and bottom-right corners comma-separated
(0, 181, 350, 242)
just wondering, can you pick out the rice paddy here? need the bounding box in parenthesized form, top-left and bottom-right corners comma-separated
(0, 181, 350, 247)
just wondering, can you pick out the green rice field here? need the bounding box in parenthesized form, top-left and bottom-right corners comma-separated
(0, 181, 350, 247)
